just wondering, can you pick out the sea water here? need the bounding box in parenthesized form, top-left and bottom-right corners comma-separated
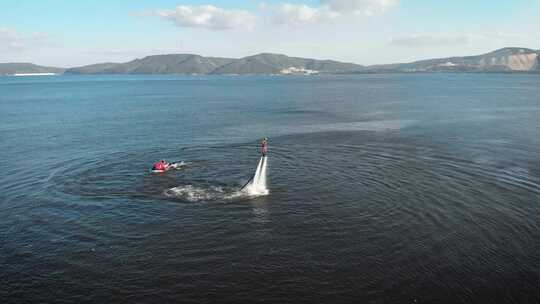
(1, 74, 540, 303)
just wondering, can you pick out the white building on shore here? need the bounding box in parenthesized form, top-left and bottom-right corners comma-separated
(280, 67, 319, 75)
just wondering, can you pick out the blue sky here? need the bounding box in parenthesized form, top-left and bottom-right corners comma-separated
(1, 0, 539, 67)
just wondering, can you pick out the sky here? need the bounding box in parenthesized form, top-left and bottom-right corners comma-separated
(1, 0, 539, 67)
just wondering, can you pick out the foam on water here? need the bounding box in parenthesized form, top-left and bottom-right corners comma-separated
(165, 185, 230, 202)
(165, 156, 269, 202)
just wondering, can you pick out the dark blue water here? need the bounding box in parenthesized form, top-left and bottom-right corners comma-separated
(1, 74, 540, 303)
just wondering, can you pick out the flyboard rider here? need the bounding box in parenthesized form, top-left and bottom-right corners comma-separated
(261, 137, 268, 157)
(239, 137, 268, 191)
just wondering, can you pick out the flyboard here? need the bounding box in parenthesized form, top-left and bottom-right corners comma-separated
(150, 161, 185, 173)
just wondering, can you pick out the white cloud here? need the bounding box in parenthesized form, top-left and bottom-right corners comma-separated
(271, 4, 338, 25)
(390, 34, 471, 47)
(266, 0, 398, 26)
(390, 32, 535, 48)
(0, 27, 50, 53)
(489, 32, 530, 42)
(320, 0, 399, 16)
(153, 5, 256, 30)
(142, 1, 399, 29)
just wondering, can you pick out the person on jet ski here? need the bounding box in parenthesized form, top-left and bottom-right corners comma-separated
(152, 160, 170, 171)
(261, 137, 268, 157)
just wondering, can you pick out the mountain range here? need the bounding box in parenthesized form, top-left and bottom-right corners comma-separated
(1, 48, 539, 75)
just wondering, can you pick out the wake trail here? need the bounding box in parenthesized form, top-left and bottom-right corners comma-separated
(165, 156, 269, 202)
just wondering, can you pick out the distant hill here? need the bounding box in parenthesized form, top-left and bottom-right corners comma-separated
(64, 53, 362, 75)
(65, 54, 234, 75)
(366, 47, 540, 73)
(65, 63, 121, 74)
(0, 63, 65, 75)
(210, 53, 364, 74)
(2, 48, 539, 75)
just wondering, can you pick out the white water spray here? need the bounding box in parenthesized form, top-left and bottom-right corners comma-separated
(166, 157, 269, 202)
(243, 156, 269, 196)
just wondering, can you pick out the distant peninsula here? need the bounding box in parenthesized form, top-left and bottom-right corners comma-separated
(1, 47, 539, 76)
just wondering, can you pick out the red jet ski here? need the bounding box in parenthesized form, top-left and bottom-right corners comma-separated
(151, 161, 184, 173)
